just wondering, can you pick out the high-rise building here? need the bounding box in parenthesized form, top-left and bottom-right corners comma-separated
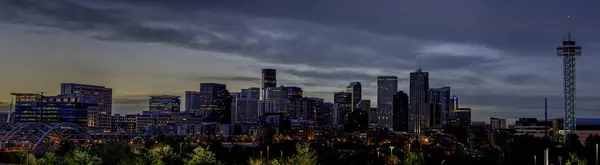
(409, 69, 429, 133)
(367, 108, 377, 125)
(308, 97, 324, 121)
(392, 91, 409, 132)
(111, 114, 137, 134)
(451, 96, 471, 127)
(377, 76, 398, 129)
(265, 86, 303, 100)
(490, 117, 507, 129)
(262, 69, 277, 100)
(286, 97, 316, 120)
(334, 92, 352, 125)
(359, 100, 370, 111)
(429, 103, 442, 128)
(320, 102, 334, 126)
(346, 82, 362, 111)
(232, 88, 261, 123)
(199, 83, 229, 109)
(185, 91, 201, 112)
(61, 83, 112, 131)
(429, 87, 451, 124)
(11, 93, 97, 126)
(346, 109, 368, 132)
(149, 95, 181, 113)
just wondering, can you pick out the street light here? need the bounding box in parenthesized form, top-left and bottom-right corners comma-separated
(179, 142, 183, 155)
(596, 143, 598, 165)
(389, 146, 395, 156)
(267, 146, 270, 160)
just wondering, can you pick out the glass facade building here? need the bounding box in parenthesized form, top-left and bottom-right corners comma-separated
(11, 93, 98, 126)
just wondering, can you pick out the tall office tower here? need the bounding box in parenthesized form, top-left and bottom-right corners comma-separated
(240, 88, 260, 100)
(334, 92, 352, 125)
(377, 76, 398, 129)
(346, 109, 368, 132)
(451, 95, 471, 127)
(409, 69, 429, 133)
(429, 103, 442, 128)
(61, 83, 112, 131)
(308, 97, 324, 121)
(368, 108, 378, 125)
(199, 83, 231, 123)
(392, 91, 409, 132)
(286, 97, 316, 120)
(11, 93, 98, 126)
(490, 117, 507, 129)
(320, 102, 334, 126)
(149, 95, 181, 113)
(232, 88, 261, 123)
(265, 86, 303, 100)
(185, 91, 202, 112)
(429, 87, 451, 124)
(346, 82, 362, 111)
(262, 69, 277, 100)
(359, 100, 371, 111)
(331, 103, 341, 125)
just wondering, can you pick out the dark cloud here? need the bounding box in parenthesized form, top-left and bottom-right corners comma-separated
(190, 76, 261, 84)
(282, 69, 376, 82)
(2, 0, 600, 119)
(504, 74, 545, 85)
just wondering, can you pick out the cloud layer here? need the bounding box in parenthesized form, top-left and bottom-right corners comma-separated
(1, 0, 600, 122)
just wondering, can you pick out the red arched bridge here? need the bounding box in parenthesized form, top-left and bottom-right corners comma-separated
(0, 122, 91, 153)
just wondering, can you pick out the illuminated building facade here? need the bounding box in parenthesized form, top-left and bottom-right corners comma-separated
(136, 111, 202, 134)
(346, 82, 362, 111)
(149, 95, 181, 113)
(11, 93, 97, 126)
(409, 69, 429, 133)
(199, 83, 232, 123)
(61, 83, 112, 131)
(232, 88, 260, 123)
(377, 76, 398, 129)
(262, 69, 277, 100)
(185, 91, 201, 112)
(334, 92, 352, 125)
(111, 114, 137, 134)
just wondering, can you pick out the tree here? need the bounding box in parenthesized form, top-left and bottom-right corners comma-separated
(404, 151, 426, 165)
(283, 143, 318, 165)
(566, 152, 587, 165)
(146, 143, 180, 165)
(63, 149, 103, 165)
(184, 146, 217, 165)
(36, 152, 60, 165)
(17, 151, 36, 165)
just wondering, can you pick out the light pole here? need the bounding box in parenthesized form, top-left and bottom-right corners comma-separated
(534, 155, 537, 165)
(596, 143, 598, 165)
(179, 142, 183, 155)
(267, 146, 270, 160)
(390, 146, 395, 156)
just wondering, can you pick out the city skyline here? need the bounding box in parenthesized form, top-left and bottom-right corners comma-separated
(1, 0, 600, 123)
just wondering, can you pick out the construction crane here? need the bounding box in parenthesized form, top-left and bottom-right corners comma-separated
(556, 15, 582, 138)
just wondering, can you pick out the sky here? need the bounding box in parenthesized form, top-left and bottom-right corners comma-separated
(1, 0, 600, 123)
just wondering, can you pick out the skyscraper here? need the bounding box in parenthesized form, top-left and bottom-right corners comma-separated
(334, 92, 352, 125)
(149, 95, 181, 113)
(262, 69, 277, 100)
(185, 91, 201, 112)
(359, 100, 370, 111)
(377, 76, 398, 129)
(232, 88, 260, 123)
(409, 69, 429, 133)
(61, 83, 112, 131)
(392, 91, 409, 132)
(429, 87, 451, 125)
(199, 83, 231, 123)
(346, 82, 362, 111)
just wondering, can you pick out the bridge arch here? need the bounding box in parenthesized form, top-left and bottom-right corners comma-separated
(30, 122, 91, 152)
